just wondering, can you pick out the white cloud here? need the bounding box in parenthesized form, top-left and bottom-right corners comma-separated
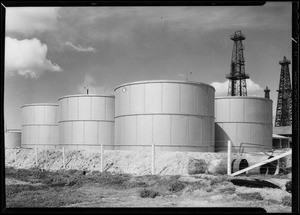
(5, 37, 63, 79)
(211, 79, 263, 97)
(78, 74, 113, 95)
(6, 7, 60, 35)
(63, 42, 96, 53)
(247, 79, 264, 96)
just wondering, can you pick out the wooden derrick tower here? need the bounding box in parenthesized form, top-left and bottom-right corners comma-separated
(275, 56, 292, 127)
(226, 30, 250, 96)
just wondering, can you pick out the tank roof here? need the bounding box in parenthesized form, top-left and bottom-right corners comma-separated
(5, 129, 21, 133)
(21, 103, 58, 108)
(114, 80, 215, 91)
(215, 96, 272, 102)
(58, 94, 115, 100)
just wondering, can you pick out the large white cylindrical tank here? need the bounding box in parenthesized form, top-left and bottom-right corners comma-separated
(215, 96, 273, 153)
(5, 129, 21, 148)
(21, 103, 59, 149)
(58, 94, 115, 150)
(114, 80, 215, 152)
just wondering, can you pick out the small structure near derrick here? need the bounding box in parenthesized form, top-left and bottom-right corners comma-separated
(272, 134, 290, 149)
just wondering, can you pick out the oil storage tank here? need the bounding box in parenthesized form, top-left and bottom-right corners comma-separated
(215, 96, 273, 153)
(58, 94, 115, 150)
(5, 129, 21, 148)
(21, 103, 59, 149)
(114, 80, 215, 152)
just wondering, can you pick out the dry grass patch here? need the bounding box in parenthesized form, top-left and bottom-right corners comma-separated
(237, 192, 264, 201)
(281, 195, 291, 206)
(168, 180, 186, 192)
(139, 188, 160, 198)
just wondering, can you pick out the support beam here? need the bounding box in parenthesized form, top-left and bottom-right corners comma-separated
(62, 147, 66, 169)
(152, 142, 155, 175)
(231, 150, 291, 176)
(227, 140, 232, 175)
(100, 143, 104, 172)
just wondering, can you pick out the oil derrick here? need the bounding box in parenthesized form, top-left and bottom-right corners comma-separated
(275, 56, 292, 127)
(226, 30, 249, 96)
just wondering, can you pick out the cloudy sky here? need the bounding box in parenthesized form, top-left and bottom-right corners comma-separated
(4, 3, 292, 129)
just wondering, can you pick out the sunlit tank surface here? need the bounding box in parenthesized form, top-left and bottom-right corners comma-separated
(58, 94, 115, 150)
(5, 129, 21, 148)
(114, 80, 215, 152)
(215, 96, 273, 153)
(21, 103, 59, 149)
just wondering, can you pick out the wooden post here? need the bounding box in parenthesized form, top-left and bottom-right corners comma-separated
(227, 140, 232, 175)
(152, 142, 155, 175)
(62, 147, 66, 169)
(100, 143, 104, 173)
(35, 148, 38, 165)
(15, 150, 17, 163)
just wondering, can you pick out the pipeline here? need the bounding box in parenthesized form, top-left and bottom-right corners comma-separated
(231, 155, 280, 176)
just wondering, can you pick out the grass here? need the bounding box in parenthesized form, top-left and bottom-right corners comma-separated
(5, 167, 134, 207)
(210, 176, 230, 188)
(281, 195, 291, 206)
(5, 167, 133, 189)
(167, 180, 186, 192)
(6, 184, 49, 197)
(188, 159, 207, 175)
(5, 167, 291, 209)
(217, 186, 236, 195)
(237, 192, 264, 201)
(6, 188, 87, 207)
(139, 188, 160, 198)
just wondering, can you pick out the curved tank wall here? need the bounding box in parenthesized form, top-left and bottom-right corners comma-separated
(5, 129, 21, 148)
(215, 96, 273, 153)
(114, 80, 215, 152)
(21, 103, 59, 149)
(58, 94, 115, 150)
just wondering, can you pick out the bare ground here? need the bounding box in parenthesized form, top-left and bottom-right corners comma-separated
(4, 148, 292, 212)
(5, 168, 291, 212)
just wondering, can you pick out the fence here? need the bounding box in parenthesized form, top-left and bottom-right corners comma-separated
(12, 143, 158, 175)
(8, 137, 289, 176)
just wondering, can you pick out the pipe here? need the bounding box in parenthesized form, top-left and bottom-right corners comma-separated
(266, 156, 279, 175)
(232, 158, 249, 174)
(152, 142, 155, 175)
(231, 150, 291, 176)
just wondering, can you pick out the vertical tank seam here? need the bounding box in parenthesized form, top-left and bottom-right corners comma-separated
(170, 115, 172, 146)
(161, 83, 163, 113)
(179, 84, 181, 113)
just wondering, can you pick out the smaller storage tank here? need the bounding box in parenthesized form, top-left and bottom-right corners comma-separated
(5, 129, 21, 148)
(215, 96, 273, 153)
(58, 94, 115, 150)
(21, 103, 59, 149)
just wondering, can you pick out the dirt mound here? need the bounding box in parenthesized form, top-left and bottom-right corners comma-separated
(6, 148, 230, 176)
(5, 148, 292, 177)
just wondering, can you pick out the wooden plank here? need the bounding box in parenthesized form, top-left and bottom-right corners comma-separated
(231, 150, 292, 176)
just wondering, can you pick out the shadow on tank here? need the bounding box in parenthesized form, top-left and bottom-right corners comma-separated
(215, 124, 236, 153)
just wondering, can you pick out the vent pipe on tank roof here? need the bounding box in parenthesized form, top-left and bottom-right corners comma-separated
(264, 86, 270, 99)
(84, 86, 89, 94)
